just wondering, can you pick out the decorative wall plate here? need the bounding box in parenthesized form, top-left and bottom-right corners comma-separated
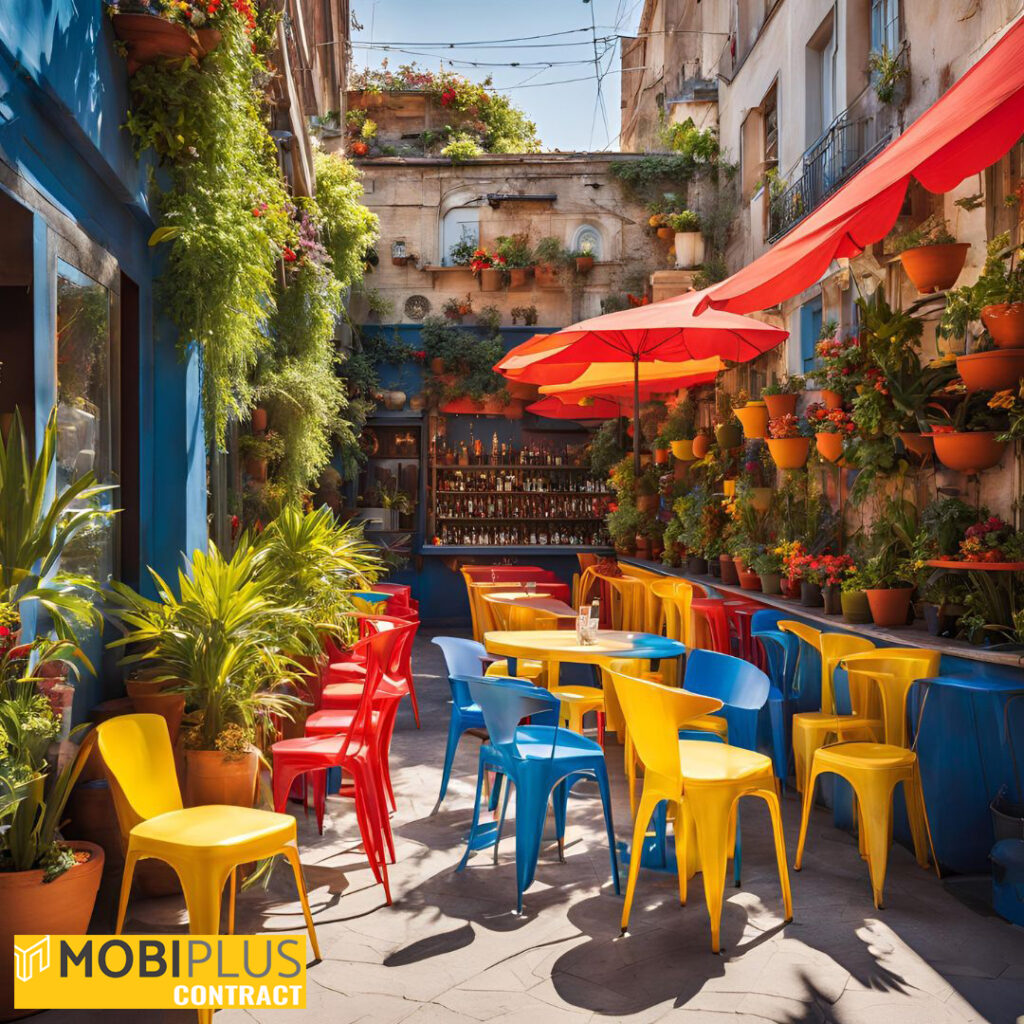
(404, 294, 431, 320)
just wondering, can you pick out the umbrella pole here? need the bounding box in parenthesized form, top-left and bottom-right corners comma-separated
(633, 355, 641, 478)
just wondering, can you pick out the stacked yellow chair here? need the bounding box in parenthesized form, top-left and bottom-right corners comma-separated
(610, 668, 793, 953)
(795, 648, 941, 907)
(464, 579, 545, 682)
(782, 624, 880, 793)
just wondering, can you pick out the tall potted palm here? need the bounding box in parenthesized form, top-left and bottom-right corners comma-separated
(107, 542, 317, 807)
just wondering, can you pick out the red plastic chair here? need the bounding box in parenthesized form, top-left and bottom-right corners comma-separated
(373, 582, 419, 620)
(460, 565, 556, 583)
(323, 615, 421, 727)
(272, 625, 404, 903)
(690, 598, 732, 654)
(723, 601, 768, 668)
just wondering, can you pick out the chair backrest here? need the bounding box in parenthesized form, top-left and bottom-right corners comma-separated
(577, 553, 599, 573)
(340, 625, 403, 758)
(95, 714, 184, 840)
(683, 648, 771, 710)
(460, 566, 556, 583)
(595, 572, 647, 631)
(690, 597, 731, 654)
(432, 636, 489, 709)
(608, 668, 722, 783)
(818, 633, 876, 714)
(778, 619, 822, 651)
(384, 619, 418, 686)
(465, 581, 568, 642)
(466, 676, 560, 753)
(750, 615, 800, 696)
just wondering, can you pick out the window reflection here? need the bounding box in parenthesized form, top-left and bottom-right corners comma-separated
(56, 263, 117, 585)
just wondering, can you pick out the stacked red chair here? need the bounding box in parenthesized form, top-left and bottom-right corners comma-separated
(272, 623, 411, 904)
(372, 582, 419, 621)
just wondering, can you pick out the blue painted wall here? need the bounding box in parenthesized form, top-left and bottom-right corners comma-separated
(0, 2, 207, 715)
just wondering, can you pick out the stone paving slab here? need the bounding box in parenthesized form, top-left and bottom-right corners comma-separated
(37, 632, 1024, 1024)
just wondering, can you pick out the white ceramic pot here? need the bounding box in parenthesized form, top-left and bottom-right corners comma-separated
(674, 231, 705, 269)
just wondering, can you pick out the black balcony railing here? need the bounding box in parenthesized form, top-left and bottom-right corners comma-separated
(767, 110, 892, 243)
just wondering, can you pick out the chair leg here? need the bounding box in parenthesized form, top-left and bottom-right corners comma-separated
(758, 787, 793, 923)
(794, 760, 824, 871)
(625, 732, 638, 817)
(594, 765, 620, 895)
(457, 757, 488, 872)
(433, 716, 465, 814)
(311, 769, 327, 835)
(621, 790, 660, 934)
(552, 780, 569, 862)
(350, 779, 385, 886)
(687, 788, 737, 953)
(767, 697, 787, 790)
(512, 775, 549, 911)
(227, 867, 237, 935)
(114, 850, 140, 935)
(493, 779, 512, 864)
(672, 800, 689, 906)
(856, 779, 896, 910)
(355, 763, 392, 904)
(407, 677, 421, 729)
(282, 843, 322, 960)
(904, 766, 934, 872)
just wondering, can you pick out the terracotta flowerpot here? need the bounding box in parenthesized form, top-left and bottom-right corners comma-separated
(653, 447, 671, 465)
(822, 583, 843, 615)
(479, 268, 503, 291)
(957, 348, 1024, 392)
(980, 302, 1024, 348)
(575, 256, 595, 273)
(767, 436, 810, 469)
(508, 267, 532, 289)
(751, 487, 773, 511)
(429, 357, 446, 375)
(763, 393, 798, 419)
(715, 422, 743, 449)
(670, 439, 694, 461)
(636, 493, 659, 513)
(733, 556, 747, 576)
(535, 264, 559, 287)
(111, 13, 202, 74)
(245, 456, 268, 483)
(184, 748, 258, 808)
(865, 586, 914, 628)
(898, 431, 934, 458)
(719, 554, 739, 585)
(0, 842, 103, 1018)
(800, 581, 823, 607)
(251, 407, 268, 432)
(841, 589, 872, 624)
(131, 691, 186, 745)
(815, 432, 844, 463)
(899, 242, 970, 294)
(656, 226, 675, 241)
(692, 433, 711, 458)
(759, 571, 782, 595)
(687, 555, 708, 575)
(734, 402, 769, 439)
(931, 430, 1006, 473)
(738, 570, 762, 591)
(821, 389, 843, 410)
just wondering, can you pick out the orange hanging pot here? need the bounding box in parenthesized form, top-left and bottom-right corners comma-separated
(820, 389, 843, 409)
(734, 401, 769, 439)
(763, 393, 798, 419)
(670, 439, 694, 461)
(815, 432, 844, 463)
(653, 447, 671, 465)
(980, 302, 1024, 348)
(898, 242, 970, 294)
(956, 349, 1024, 392)
(692, 433, 711, 458)
(766, 436, 810, 469)
(898, 431, 934, 458)
(930, 430, 1006, 473)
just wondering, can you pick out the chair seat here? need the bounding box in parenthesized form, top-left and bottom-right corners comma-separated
(550, 685, 604, 707)
(486, 658, 545, 680)
(794, 711, 879, 729)
(678, 739, 774, 781)
(306, 708, 380, 734)
(814, 741, 917, 769)
(327, 662, 367, 681)
(131, 805, 295, 853)
(513, 724, 604, 758)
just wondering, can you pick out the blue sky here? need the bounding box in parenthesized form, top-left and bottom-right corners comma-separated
(349, 0, 645, 152)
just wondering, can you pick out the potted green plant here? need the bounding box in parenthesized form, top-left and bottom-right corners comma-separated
(919, 574, 969, 637)
(714, 392, 742, 449)
(533, 236, 564, 287)
(635, 465, 661, 513)
(820, 554, 855, 614)
(495, 234, 534, 288)
(659, 395, 697, 459)
(926, 390, 1009, 473)
(892, 215, 969, 294)
(840, 566, 873, 624)
(471, 247, 505, 291)
(666, 210, 704, 269)
(447, 236, 478, 268)
(807, 320, 862, 406)
(107, 542, 317, 808)
(767, 413, 811, 469)
(441, 293, 474, 323)
(733, 391, 770, 440)
(570, 240, 595, 274)
(867, 45, 909, 104)
(860, 555, 915, 627)
(239, 430, 285, 483)
(761, 374, 805, 419)
(752, 547, 784, 595)
(606, 500, 640, 555)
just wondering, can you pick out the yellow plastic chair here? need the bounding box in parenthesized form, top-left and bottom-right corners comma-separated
(595, 571, 648, 632)
(609, 668, 793, 953)
(795, 649, 941, 908)
(789, 632, 879, 792)
(86, 715, 320, 1022)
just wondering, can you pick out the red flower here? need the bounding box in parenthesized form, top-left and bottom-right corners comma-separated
(0, 627, 9, 638)
(283, 247, 297, 263)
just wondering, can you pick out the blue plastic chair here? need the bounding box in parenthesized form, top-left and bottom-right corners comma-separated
(750, 609, 800, 786)
(431, 637, 490, 813)
(457, 675, 620, 912)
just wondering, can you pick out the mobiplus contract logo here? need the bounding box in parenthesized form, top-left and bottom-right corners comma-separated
(14, 934, 307, 1010)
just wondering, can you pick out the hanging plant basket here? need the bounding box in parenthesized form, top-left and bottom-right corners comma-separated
(734, 401, 769, 439)
(763, 393, 798, 419)
(111, 13, 220, 75)
(957, 349, 1024, 392)
(715, 423, 743, 449)
(930, 430, 1007, 473)
(898, 431, 934, 458)
(898, 242, 970, 294)
(767, 436, 810, 469)
(980, 302, 1024, 348)
(692, 433, 712, 458)
(815, 432, 844, 463)
(670, 439, 694, 461)
(653, 447, 671, 465)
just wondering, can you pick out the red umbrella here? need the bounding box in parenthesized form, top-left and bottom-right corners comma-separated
(526, 395, 623, 420)
(496, 289, 788, 471)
